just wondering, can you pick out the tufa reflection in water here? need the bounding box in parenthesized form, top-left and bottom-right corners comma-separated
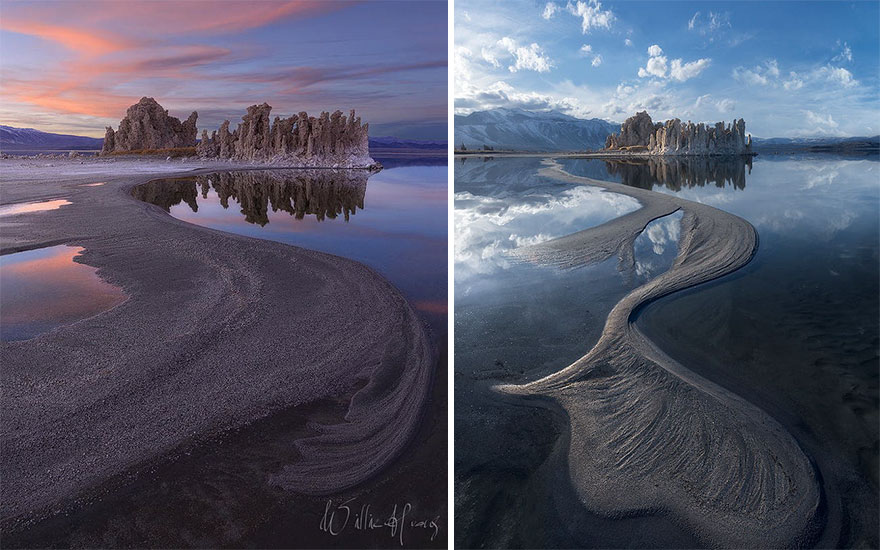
(133, 170, 368, 226)
(459, 155, 752, 191)
(604, 156, 752, 191)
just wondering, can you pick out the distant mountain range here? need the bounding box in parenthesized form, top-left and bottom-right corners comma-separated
(0, 125, 103, 150)
(455, 108, 618, 152)
(368, 136, 447, 150)
(0, 125, 446, 153)
(4, 120, 876, 156)
(751, 135, 879, 154)
(454, 108, 879, 155)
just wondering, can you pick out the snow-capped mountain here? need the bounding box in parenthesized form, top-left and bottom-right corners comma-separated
(368, 136, 447, 149)
(454, 108, 619, 152)
(0, 125, 104, 151)
(751, 135, 879, 154)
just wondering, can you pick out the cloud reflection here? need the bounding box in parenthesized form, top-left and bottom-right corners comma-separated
(455, 184, 639, 283)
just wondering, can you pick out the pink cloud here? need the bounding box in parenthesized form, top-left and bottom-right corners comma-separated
(0, 18, 131, 56)
(0, 1, 352, 119)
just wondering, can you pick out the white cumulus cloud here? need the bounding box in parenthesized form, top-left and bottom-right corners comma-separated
(579, 44, 592, 54)
(734, 59, 858, 90)
(566, 0, 615, 33)
(819, 66, 857, 87)
(732, 60, 779, 86)
(733, 67, 767, 85)
(783, 72, 804, 90)
(669, 58, 710, 81)
(542, 2, 558, 19)
(591, 54, 602, 67)
(804, 110, 839, 128)
(695, 94, 735, 113)
(455, 80, 579, 114)
(639, 55, 667, 78)
(716, 98, 736, 113)
(497, 37, 553, 73)
(481, 47, 500, 68)
(639, 44, 708, 81)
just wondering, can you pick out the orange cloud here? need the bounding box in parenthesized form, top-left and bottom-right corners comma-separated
(2, 1, 350, 49)
(20, 93, 130, 118)
(2, 73, 139, 118)
(1, 19, 129, 56)
(0, 1, 353, 121)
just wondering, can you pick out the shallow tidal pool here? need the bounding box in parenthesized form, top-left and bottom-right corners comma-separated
(0, 245, 126, 341)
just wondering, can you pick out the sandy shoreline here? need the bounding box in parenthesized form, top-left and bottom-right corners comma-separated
(0, 158, 435, 529)
(497, 159, 825, 548)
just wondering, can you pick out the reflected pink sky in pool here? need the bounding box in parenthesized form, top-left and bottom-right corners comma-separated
(0, 199, 70, 217)
(1, 245, 126, 341)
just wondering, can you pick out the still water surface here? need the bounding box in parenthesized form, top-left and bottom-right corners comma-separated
(454, 154, 878, 548)
(134, 164, 447, 334)
(0, 245, 126, 341)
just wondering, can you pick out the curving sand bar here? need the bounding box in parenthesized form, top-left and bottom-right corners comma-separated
(0, 158, 433, 528)
(499, 159, 823, 548)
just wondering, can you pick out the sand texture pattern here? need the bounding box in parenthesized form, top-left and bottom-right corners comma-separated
(499, 159, 822, 548)
(0, 159, 433, 528)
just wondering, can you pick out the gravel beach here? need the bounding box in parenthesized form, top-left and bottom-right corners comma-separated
(0, 157, 435, 533)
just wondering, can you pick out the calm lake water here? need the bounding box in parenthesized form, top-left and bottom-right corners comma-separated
(454, 154, 879, 548)
(0, 245, 126, 341)
(134, 162, 447, 335)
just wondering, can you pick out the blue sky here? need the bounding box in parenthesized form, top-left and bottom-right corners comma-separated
(0, 1, 447, 139)
(455, 0, 879, 137)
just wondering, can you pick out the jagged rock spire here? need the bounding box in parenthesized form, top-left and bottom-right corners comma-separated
(605, 111, 753, 156)
(101, 97, 198, 154)
(196, 103, 372, 165)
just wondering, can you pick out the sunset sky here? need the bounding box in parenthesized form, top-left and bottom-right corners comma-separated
(457, 0, 879, 137)
(0, 0, 447, 139)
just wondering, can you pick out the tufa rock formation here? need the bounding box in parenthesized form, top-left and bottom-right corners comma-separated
(196, 103, 376, 168)
(604, 111, 753, 156)
(101, 97, 197, 154)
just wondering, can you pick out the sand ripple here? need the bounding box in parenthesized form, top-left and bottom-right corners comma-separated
(498, 159, 822, 547)
(0, 167, 434, 527)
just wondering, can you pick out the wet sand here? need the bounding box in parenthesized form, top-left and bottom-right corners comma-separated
(0, 157, 439, 543)
(498, 159, 825, 548)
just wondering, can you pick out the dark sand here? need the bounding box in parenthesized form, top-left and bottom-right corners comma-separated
(0, 157, 442, 547)
(498, 159, 825, 548)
